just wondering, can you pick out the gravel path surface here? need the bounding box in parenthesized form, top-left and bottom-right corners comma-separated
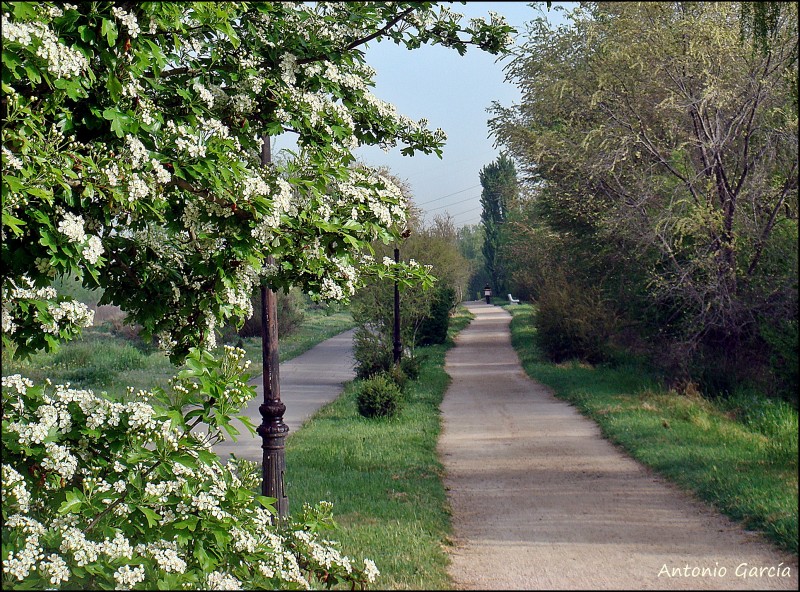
(438, 302, 797, 590)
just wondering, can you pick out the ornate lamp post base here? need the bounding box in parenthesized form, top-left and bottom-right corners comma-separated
(257, 399, 289, 519)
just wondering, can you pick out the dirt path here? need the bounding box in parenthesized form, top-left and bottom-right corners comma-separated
(438, 303, 797, 590)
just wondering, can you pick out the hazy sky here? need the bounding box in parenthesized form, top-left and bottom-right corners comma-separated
(353, 1, 542, 228)
(272, 2, 571, 228)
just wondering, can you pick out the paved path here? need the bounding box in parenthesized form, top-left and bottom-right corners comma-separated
(438, 302, 797, 590)
(213, 329, 355, 462)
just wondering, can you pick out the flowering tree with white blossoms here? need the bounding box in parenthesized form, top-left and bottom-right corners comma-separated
(1, 1, 514, 589)
(2, 0, 513, 360)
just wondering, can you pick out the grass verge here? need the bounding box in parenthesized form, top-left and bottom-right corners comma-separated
(1, 308, 355, 399)
(238, 308, 355, 376)
(507, 303, 798, 555)
(284, 306, 474, 590)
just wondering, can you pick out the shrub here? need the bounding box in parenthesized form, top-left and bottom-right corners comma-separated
(356, 373, 404, 418)
(759, 318, 799, 404)
(386, 363, 409, 392)
(353, 326, 393, 379)
(400, 354, 422, 380)
(535, 278, 616, 364)
(416, 286, 454, 346)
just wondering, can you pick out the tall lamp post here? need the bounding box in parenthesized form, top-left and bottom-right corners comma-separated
(393, 245, 402, 364)
(393, 228, 411, 365)
(257, 135, 289, 519)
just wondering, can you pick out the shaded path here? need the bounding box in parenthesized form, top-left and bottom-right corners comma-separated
(438, 302, 797, 590)
(213, 329, 355, 462)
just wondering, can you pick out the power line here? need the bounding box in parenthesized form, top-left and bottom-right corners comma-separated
(417, 184, 481, 206)
(424, 193, 481, 212)
(449, 205, 483, 218)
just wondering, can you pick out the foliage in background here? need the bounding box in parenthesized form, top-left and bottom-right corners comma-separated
(456, 223, 491, 300)
(490, 2, 798, 401)
(351, 214, 470, 377)
(224, 287, 306, 343)
(534, 276, 617, 364)
(478, 153, 517, 296)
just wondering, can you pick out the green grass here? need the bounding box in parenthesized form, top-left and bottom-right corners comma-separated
(236, 308, 355, 376)
(507, 303, 799, 555)
(283, 306, 474, 590)
(2, 308, 355, 400)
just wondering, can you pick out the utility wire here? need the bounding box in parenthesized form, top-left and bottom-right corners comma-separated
(417, 184, 481, 206)
(424, 193, 482, 212)
(449, 205, 483, 218)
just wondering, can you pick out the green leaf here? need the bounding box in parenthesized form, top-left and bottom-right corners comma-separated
(255, 495, 277, 510)
(106, 73, 123, 103)
(78, 25, 96, 43)
(173, 515, 200, 531)
(196, 449, 218, 466)
(12, 2, 37, 20)
(58, 490, 83, 514)
(39, 229, 58, 250)
(101, 18, 119, 46)
(210, 526, 231, 548)
(3, 211, 27, 236)
(24, 63, 42, 85)
(102, 108, 136, 138)
(138, 506, 162, 527)
(193, 541, 214, 572)
(172, 453, 198, 470)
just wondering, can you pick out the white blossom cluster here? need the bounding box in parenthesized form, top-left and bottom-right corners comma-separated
(2, 464, 31, 513)
(2, 145, 23, 170)
(206, 571, 244, 590)
(55, 212, 105, 264)
(136, 540, 187, 573)
(111, 6, 141, 38)
(2, 514, 46, 580)
(2, 365, 380, 589)
(3, 275, 94, 338)
(37, 299, 95, 335)
(166, 120, 207, 159)
(114, 564, 146, 588)
(193, 80, 215, 108)
(125, 135, 149, 169)
(1, 13, 89, 78)
(57, 211, 86, 243)
(294, 529, 352, 574)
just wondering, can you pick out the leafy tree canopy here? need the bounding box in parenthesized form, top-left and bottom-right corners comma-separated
(1, 1, 515, 361)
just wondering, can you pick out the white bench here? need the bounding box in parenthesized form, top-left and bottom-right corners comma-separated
(508, 293, 520, 304)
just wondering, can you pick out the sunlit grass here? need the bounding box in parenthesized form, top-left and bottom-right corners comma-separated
(507, 303, 798, 555)
(235, 308, 355, 376)
(284, 307, 474, 589)
(2, 308, 355, 401)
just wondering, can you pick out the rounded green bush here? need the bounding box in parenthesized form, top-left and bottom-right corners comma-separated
(356, 373, 403, 419)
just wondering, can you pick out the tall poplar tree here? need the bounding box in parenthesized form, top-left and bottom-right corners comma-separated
(479, 153, 517, 295)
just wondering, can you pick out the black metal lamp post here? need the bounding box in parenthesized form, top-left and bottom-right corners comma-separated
(484, 283, 492, 304)
(393, 228, 410, 365)
(393, 245, 402, 365)
(257, 135, 289, 520)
